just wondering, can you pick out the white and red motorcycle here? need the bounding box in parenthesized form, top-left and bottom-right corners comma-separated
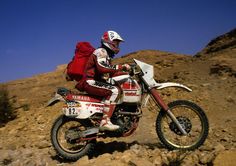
(48, 59, 209, 161)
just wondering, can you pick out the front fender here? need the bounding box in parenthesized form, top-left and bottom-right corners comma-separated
(155, 82, 192, 92)
(47, 93, 65, 107)
(141, 82, 192, 108)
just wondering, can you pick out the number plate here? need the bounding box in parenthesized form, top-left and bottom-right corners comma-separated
(63, 107, 80, 116)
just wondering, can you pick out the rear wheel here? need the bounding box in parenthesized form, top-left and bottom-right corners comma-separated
(51, 115, 96, 161)
(156, 100, 209, 150)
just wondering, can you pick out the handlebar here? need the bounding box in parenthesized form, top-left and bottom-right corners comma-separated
(128, 63, 141, 76)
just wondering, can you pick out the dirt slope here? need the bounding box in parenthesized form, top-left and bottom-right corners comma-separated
(0, 28, 235, 165)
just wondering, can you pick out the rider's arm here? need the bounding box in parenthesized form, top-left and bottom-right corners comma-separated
(94, 48, 123, 74)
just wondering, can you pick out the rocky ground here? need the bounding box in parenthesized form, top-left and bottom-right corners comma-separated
(0, 28, 235, 166)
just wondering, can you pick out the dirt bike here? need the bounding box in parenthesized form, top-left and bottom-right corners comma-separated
(47, 59, 209, 161)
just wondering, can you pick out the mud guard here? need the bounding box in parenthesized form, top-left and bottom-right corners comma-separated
(47, 93, 65, 106)
(155, 82, 192, 92)
(141, 83, 192, 108)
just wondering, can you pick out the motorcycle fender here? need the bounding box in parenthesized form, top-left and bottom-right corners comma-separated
(47, 93, 65, 107)
(155, 82, 192, 92)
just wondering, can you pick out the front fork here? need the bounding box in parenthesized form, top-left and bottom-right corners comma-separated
(150, 88, 187, 135)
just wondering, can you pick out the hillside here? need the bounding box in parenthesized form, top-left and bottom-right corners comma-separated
(0, 29, 236, 166)
(196, 28, 236, 56)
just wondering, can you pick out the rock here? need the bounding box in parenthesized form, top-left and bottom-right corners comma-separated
(214, 131, 221, 137)
(130, 144, 142, 154)
(36, 140, 51, 149)
(10, 159, 22, 166)
(0, 150, 12, 165)
(220, 136, 230, 142)
(226, 96, 235, 103)
(75, 156, 90, 166)
(214, 143, 226, 154)
(21, 149, 34, 158)
(97, 153, 112, 161)
(84, 153, 120, 166)
(199, 140, 215, 151)
(22, 159, 37, 166)
(201, 83, 211, 87)
(9, 128, 18, 135)
(153, 155, 162, 166)
(222, 128, 229, 133)
(120, 152, 133, 163)
(160, 153, 169, 165)
(214, 150, 236, 166)
(48, 147, 57, 157)
(181, 154, 199, 166)
(166, 151, 178, 162)
(129, 157, 153, 166)
(36, 115, 45, 124)
(199, 152, 215, 164)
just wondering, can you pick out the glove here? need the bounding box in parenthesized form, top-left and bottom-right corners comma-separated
(122, 64, 131, 71)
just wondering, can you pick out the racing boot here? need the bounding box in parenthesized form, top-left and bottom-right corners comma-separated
(99, 103, 120, 131)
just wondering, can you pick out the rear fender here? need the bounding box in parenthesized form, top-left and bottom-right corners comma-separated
(47, 93, 65, 107)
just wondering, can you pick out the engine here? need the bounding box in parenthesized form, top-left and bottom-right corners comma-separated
(108, 104, 141, 137)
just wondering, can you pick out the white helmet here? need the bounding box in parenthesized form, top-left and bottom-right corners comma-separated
(101, 30, 124, 54)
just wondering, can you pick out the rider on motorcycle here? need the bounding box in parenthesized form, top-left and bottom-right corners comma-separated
(76, 30, 130, 131)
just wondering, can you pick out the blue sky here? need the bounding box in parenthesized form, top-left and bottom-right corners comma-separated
(0, 0, 235, 83)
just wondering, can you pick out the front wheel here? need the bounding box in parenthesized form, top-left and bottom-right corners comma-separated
(156, 100, 209, 150)
(51, 115, 96, 161)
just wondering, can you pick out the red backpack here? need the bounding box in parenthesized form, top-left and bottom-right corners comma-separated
(66, 42, 95, 81)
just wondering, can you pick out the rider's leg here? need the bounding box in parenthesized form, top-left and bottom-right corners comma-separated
(99, 101, 119, 131)
(83, 80, 121, 131)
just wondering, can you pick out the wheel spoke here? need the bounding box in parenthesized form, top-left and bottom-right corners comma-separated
(156, 100, 208, 150)
(57, 120, 87, 153)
